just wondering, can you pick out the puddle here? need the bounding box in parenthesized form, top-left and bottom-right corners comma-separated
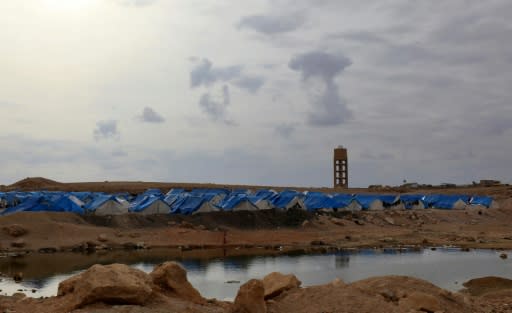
(0, 247, 511, 300)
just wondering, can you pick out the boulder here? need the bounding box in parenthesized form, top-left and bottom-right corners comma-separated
(3, 224, 28, 237)
(233, 279, 266, 313)
(398, 291, 442, 312)
(57, 263, 153, 310)
(262, 272, 301, 299)
(150, 261, 204, 303)
(97, 234, 108, 242)
(11, 238, 26, 248)
(330, 278, 345, 287)
(383, 217, 395, 225)
(462, 276, 512, 296)
(330, 217, 345, 226)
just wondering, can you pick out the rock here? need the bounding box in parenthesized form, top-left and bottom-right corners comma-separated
(262, 272, 301, 299)
(58, 263, 153, 310)
(354, 220, 365, 226)
(329, 278, 345, 287)
(180, 221, 194, 229)
(380, 289, 398, 302)
(38, 247, 58, 253)
(97, 234, 108, 242)
(167, 221, 177, 226)
(462, 276, 512, 296)
(13, 272, 23, 282)
(398, 291, 442, 312)
(383, 217, 395, 225)
(150, 261, 204, 303)
(11, 238, 26, 248)
(301, 220, 311, 228)
(232, 279, 266, 313)
(2, 224, 28, 237)
(196, 224, 207, 230)
(330, 217, 345, 226)
(500, 253, 508, 259)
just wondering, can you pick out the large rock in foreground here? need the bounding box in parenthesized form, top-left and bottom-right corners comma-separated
(150, 261, 204, 303)
(233, 279, 266, 313)
(462, 276, 512, 296)
(58, 263, 153, 310)
(262, 272, 301, 299)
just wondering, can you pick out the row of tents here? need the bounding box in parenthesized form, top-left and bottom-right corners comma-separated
(0, 189, 498, 216)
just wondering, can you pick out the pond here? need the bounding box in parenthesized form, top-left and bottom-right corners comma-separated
(0, 247, 511, 300)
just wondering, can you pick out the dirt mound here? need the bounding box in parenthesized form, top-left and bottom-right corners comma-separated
(8, 177, 63, 191)
(82, 209, 315, 230)
(186, 209, 314, 229)
(268, 275, 473, 313)
(350, 276, 470, 313)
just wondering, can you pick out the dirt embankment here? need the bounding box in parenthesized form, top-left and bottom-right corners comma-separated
(1, 261, 512, 313)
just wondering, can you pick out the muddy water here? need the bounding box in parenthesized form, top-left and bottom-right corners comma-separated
(0, 247, 511, 300)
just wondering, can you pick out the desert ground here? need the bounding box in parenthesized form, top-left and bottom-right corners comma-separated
(1, 178, 512, 312)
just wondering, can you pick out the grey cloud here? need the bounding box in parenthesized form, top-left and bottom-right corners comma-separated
(93, 120, 120, 141)
(360, 151, 395, 161)
(237, 14, 305, 34)
(232, 76, 265, 93)
(199, 85, 235, 125)
(190, 59, 243, 88)
(307, 81, 352, 126)
(138, 106, 165, 123)
(328, 30, 388, 44)
(289, 51, 352, 83)
(289, 51, 353, 126)
(112, 148, 128, 157)
(275, 124, 295, 138)
(190, 58, 265, 94)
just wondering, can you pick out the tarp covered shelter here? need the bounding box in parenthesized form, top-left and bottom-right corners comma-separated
(130, 195, 171, 214)
(218, 194, 259, 211)
(429, 195, 469, 210)
(355, 195, 384, 211)
(85, 195, 129, 215)
(331, 194, 362, 211)
(400, 194, 425, 210)
(171, 195, 218, 215)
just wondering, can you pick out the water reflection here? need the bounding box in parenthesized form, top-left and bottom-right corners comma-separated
(0, 248, 511, 300)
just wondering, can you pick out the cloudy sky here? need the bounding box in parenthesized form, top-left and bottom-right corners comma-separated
(1, 0, 511, 187)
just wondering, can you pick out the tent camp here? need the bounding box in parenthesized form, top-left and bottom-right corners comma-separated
(469, 196, 499, 209)
(271, 190, 305, 210)
(331, 194, 362, 211)
(303, 193, 335, 212)
(429, 195, 469, 210)
(400, 195, 425, 210)
(355, 195, 384, 211)
(218, 194, 259, 212)
(85, 195, 129, 215)
(171, 195, 219, 215)
(130, 196, 171, 215)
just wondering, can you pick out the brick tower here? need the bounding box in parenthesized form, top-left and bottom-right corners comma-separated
(333, 146, 348, 188)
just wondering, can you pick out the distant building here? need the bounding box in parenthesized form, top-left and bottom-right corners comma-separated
(333, 146, 348, 188)
(480, 179, 501, 187)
